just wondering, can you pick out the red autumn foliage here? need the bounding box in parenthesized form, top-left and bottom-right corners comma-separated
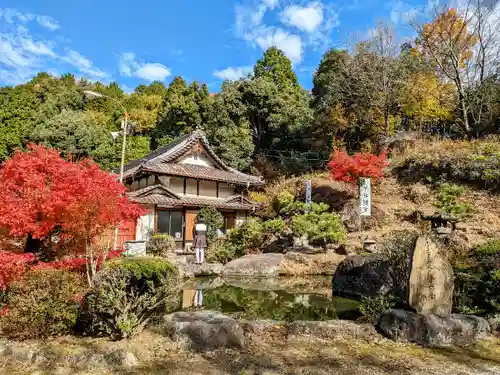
(0, 250, 122, 290)
(328, 150, 388, 184)
(0, 145, 144, 247)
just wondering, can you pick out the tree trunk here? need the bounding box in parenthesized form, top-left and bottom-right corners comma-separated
(24, 233, 41, 254)
(458, 89, 471, 136)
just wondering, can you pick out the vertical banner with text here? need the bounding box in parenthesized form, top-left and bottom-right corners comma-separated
(359, 177, 371, 217)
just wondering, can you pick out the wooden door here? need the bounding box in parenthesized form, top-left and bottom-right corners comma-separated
(185, 210, 197, 241)
(225, 213, 236, 231)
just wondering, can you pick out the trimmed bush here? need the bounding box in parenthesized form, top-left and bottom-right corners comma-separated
(83, 257, 178, 339)
(146, 234, 176, 256)
(196, 207, 224, 243)
(1, 269, 84, 339)
(106, 256, 176, 277)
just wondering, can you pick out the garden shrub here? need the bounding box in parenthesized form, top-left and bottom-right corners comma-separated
(206, 238, 241, 264)
(433, 183, 471, 220)
(196, 207, 224, 242)
(359, 295, 396, 324)
(146, 234, 176, 256)
(83, 257, 178, 339)
(291, 208, 346, 247)
(106, 256, 176, 278)
(453, 239, 500, 315)
(1, 269, 84, 339)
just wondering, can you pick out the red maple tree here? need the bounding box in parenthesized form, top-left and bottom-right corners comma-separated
(328, 150, 388, 185)
(0, 145, 144, 284)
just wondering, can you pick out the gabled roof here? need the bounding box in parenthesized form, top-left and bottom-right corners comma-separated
(128, 185, 261, 211)
(123, 130, 263, 186)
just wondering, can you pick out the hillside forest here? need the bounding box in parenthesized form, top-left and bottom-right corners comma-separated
(1, 5, 500, 178)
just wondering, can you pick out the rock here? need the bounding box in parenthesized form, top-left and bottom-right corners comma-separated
(223, 253, 285, 276)
(0, 341, 13, 357)
(332, 254, 395, 298)
(178, 262, 224, 278)
(340, 199, 388, 232)
(408, 236, 454, 316)
(155, 310, 245, 351)
(105, 349, 138, 368)
(404, 183, 430, 204)
(378, 309, 491, 347)
(487, 314, 500, 333)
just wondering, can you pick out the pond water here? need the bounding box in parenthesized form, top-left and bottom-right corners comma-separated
(179, 276, 361, 321)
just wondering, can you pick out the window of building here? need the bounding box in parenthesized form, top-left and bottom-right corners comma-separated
(157, 211, 184, 241)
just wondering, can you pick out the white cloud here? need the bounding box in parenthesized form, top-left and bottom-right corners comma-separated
(61, 50, 109, 79)
(234, 0, 338, 64)
(281, 2, 324, 32)
(62, 50, 92, 69)
(213, 66, 252, 80)
(0, 36, 34, 68)
(36, 15, 60, 31)
(135, 63, 171, 81)
(21, 38, 55, 57)
(0, 8, 60, 31)
(256, 28, 303, 63)
(119, 53, 171, 81)
(262, 0, 279, 10)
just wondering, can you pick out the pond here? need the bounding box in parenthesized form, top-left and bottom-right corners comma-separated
(178, 276, 361, 321)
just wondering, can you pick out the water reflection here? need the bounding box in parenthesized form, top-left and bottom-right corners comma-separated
(180, 276, 360, 321)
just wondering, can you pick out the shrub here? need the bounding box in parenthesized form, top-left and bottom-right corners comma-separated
(146, 234, 176, 256)
(1, 269, 84, 339)
(359, 295, 396, 324)
(453, 239, 500, 315)
(106, 257, 176, 278)
(291, 203, 346, 247)
(83, 257, 178, 339)
(379, 230, 419, 300)
(433, 183, 472, 220)
(196, 207, 224, 243)
(394, 138, 500, 191)
(206, 238, 240, 264)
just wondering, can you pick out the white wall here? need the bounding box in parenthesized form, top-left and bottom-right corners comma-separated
(236, 211, 247, 227)
(219, 183, 235, 198)
(179, 153, 214, 167)
(199, 180, 217, 197)
(135, 205, 155, 241)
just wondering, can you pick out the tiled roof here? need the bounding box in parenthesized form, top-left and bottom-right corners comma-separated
(130, 194, 259, 211)
(133, 162, 262, 186)
(123, 130, 263, 186)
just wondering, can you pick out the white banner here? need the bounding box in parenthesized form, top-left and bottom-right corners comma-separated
(359, 177, 371, 217)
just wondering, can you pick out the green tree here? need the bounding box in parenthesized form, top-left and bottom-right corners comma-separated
(30, 110, 110, 159)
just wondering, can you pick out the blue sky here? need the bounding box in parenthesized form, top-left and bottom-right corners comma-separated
(0, 0, 426, 91)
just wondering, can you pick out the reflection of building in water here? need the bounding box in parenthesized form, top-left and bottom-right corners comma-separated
(181, 289, 204, 309)
(182, 289, 196, 309)
(294, 294, 310, 307)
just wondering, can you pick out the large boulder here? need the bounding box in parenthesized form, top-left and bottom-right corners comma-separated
(340, 199, 389, 232)
(378, 309, 490, 347)
(408, 236, 454, 315)
(154, 311, 245, 351)
(332, 254, 395, 298)
(223, 253, 285, 276)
